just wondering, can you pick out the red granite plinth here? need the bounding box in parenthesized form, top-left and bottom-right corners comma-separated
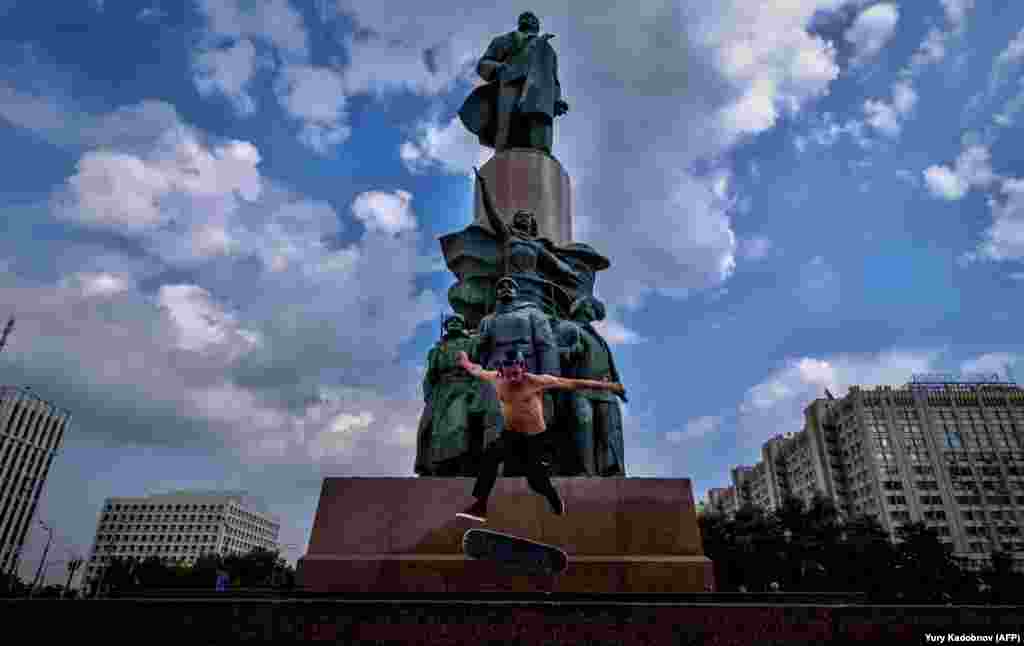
(297, 477, 714, 593)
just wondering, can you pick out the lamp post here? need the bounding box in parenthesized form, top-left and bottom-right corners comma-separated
(29, 521, 53, 598)
(64, 556, 83, 599)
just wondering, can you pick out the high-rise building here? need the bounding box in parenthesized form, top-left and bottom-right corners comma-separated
(724, 379, 1024, 571)
(0, 386, 72, 579)
(708, 486, 738, 517)
(82, 491, 281, 589)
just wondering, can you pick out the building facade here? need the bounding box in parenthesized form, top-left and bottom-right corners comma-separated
(0, 386, 72, 579)
(83, 491, 281, 589)
(707, 486, 738, 517)
(725, 381, 1024, 571)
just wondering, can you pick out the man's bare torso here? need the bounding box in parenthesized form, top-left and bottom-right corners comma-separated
(495, 378, 546, 435)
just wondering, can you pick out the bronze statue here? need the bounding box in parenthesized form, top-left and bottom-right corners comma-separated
(562, 296, 627, 476)
(476, 276, 560, 458)
(474, 166, 579, 314)
(414, 315, 486, 476)
(458, 11, 570, 154)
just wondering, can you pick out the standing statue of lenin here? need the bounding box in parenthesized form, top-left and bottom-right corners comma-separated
(459, 11, 570, 154)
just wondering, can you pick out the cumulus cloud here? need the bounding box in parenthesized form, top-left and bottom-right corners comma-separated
(0, 100, 438, 472)
(666, 415, 721, 443)
(274, 64, 352, 153)
(60, 272, 133, 298)
(978, 177, 1024, 261)
(863, 80, 917, 137)
(193, 39, 260, 115)
(196, 0, 308, 59)
(400, 116, 488, 175)
(923, 145, 996, 200)
(52, 122, 263, 265)
(845, 3, 899, 67)
(941, 0, 975, 33)
(351, 189, 417, 235)
(591, 316, 645, 346)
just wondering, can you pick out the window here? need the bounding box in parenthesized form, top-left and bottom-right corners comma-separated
(887, 495, 907, 505)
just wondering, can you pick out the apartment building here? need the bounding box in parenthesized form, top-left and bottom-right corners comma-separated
(0, 386, 72, 579)
(707, 486, 738, 517)
(725, 379, 1024, 571)
(82, 490, 281, 589)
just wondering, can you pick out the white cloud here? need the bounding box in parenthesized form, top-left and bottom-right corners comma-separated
(941, 0, 975, 31)
(923, 165, 968, 200)
(591, 315, 644, 346)
(275, 64, 351, 153)
(400, 116, 488, 175)
(863, 80, 916, 137)
(193, 39, 259, 115)
(196, 0, 308, 59)
(923, 145, 996, 200)
(978, 178, 1024, 261)
(909, 27, 947, 69)
(53, 125, 263, 267)
(739, 236, 773, 260)
(158, 284, 261, 356)
(667, 415, 721, 443)
(845, 3, 899, 67)
(351, 189, 417, 235)
(61, 272, 133, 298)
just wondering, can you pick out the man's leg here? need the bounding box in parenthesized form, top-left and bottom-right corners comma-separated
(468, 434, 507, 502)
(525, 433, 563, 514)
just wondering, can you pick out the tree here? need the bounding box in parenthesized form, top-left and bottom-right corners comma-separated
(891, 522, 961, 602)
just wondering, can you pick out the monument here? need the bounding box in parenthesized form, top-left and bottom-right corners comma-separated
(298, 12, 713, 593)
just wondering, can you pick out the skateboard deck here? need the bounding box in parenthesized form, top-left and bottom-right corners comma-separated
(462, 528, 568, 577)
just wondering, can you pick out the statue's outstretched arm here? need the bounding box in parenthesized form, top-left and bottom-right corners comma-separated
(538, 246, 581, 285)
(474, 166, 508, 241)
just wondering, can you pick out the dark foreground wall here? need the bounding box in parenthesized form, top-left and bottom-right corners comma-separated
(4, 599, 1023, 644)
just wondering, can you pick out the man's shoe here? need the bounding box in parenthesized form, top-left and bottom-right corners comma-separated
(456, 500, 488, 522)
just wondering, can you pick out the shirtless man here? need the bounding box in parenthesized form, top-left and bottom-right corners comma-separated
(455, 348, 626, 522)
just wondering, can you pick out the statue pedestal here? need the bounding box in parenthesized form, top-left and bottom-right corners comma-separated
(474, 149, 572, 246)
(297, 477, 714, 593)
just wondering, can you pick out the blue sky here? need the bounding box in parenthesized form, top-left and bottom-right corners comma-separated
(2, 0, 1024, 584)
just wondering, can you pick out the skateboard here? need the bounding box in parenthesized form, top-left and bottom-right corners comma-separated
(462, 528, 568, 577)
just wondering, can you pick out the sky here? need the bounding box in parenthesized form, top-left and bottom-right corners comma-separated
(1, 0, 1024, 586)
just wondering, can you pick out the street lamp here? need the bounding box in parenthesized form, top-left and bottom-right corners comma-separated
(29, 521, 54, 599)
(64, 556, 83, 599)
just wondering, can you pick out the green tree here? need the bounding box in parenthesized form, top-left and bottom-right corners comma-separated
(891, 522, 962, 602)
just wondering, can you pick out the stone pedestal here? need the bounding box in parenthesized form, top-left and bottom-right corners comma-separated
(473, 149, 572, 246)
(297, 477, 714, 593)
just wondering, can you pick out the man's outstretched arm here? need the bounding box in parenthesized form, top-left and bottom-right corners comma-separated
(457, 351, 498, 382)
(530, 374, 625, 398)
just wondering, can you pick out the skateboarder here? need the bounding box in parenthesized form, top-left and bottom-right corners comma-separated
(455, 348, 626, 522)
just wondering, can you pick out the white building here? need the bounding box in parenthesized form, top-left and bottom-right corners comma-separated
(0, 386, 72, 579)
(83, 490, 281, 588)
(726, 380, 1024, 572)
